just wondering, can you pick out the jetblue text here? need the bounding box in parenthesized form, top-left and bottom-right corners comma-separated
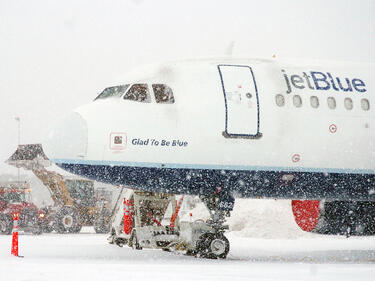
(282, 70, 366, 94)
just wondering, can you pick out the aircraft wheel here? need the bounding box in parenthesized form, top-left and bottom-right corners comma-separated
(196, 233, 230, 259)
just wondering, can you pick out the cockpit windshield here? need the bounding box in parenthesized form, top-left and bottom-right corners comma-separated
(95, 84, 130, 100)
(94, 83, 175, 104)
(123, 84, 151, 103)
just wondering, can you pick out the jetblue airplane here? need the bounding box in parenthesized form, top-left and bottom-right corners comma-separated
(44, 58, 375, 239)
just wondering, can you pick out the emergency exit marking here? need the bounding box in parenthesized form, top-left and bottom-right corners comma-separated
(110, 132, 127, 150)
(292, 154, 301, 163)
(329, 124, 337, 133)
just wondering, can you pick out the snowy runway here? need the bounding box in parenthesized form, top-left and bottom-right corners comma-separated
(1, 227, 375, 281)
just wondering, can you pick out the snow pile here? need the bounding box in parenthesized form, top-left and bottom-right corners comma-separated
(227, 199, 313, 239)
(182, 198, 313, 239)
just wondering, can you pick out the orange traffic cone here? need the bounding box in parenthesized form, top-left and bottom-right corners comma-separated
(11, 212, 19, 256)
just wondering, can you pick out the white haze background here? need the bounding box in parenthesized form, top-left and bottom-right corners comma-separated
(0, 0, 374, 174)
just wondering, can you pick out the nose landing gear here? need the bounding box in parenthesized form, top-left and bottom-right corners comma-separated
(194, 191, 234, 259)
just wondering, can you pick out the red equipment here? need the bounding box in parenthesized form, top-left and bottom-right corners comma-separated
(0, 182, 48, 235)
(170, 195, 184, 228)
(123, 198, 133, 235)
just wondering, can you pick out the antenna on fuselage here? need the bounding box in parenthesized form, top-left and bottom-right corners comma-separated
(225, 41, 235, 57)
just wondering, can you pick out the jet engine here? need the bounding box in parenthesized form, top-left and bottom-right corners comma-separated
(292, 200, 375, 236)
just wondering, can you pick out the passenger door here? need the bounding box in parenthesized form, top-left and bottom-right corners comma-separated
(218, 65, 261, 138)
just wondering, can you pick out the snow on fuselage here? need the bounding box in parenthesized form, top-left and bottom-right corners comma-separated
(44, 58, 375, 200)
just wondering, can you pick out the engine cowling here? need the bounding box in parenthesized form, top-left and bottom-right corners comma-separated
(291, 200, 320, 232)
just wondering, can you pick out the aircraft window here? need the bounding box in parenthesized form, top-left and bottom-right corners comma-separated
(310, 96, 319, 108)
(361, 98, 370, 111)
(152, 84, 175, 104)
(293, 95, 302, 108)
(124, 84, 151, 103)
(275, 94, 285, 107)
(344, 97, 353, 110)
(327, 97, 336, 109)
(95, 84, 129, 100)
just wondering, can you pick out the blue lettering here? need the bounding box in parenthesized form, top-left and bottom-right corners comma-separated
(132, 138, 149, 145)
(327, 72, 339, 91)
(352, 78, 366, 92)
(336, 77, 353, 92)
(311, 72, 330, 90)
(283, 70, 367, 93)
(172, 140, 188, 147)
(282, 70, 292, 94)
(290, 75, 305, 89)
(161, 140, 170, 146)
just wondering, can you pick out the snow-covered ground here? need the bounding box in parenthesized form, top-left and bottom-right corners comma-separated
(1, 229, 375, 281)
(2, 199, 375, 281)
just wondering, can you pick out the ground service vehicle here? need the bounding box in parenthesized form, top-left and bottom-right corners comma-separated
(0, 182, 48, 235)
(108, 189, 224, 258)
(6, 144, 112, 233)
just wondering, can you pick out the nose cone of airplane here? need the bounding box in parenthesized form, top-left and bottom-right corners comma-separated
(43, 112, 88, 162)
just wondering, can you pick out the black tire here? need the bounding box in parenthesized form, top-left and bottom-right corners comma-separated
(42, 225, 53, 233)
(129, 230, 142, 250)
(0, 214, 12, 235)
(185, 249, 197, 256)
(71, 224, 83, 233)
(196, 233, 230, 259)
(53, 206, 82, 234)
(115, 237, 128, 247)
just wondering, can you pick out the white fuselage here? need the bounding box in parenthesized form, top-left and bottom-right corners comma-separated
(44, 58, 375, 200)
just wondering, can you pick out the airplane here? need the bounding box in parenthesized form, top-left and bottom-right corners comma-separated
(43, 57, 375, 258)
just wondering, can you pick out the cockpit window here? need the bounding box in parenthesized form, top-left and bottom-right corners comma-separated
(123, 84, 151, 103)
(152, 84, 175, 104)
(95, 85, 129, 100)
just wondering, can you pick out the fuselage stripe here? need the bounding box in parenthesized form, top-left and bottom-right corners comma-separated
(51, 158, 375, 175)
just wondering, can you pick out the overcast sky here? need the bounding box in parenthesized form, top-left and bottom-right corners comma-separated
(1, 0, 374, 174)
